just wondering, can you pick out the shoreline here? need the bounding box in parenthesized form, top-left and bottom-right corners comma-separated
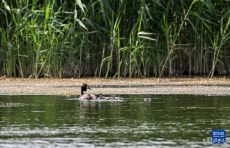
(0, 77, 230, 96)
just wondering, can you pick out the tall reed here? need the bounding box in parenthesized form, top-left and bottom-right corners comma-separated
(0, 0, 230, 78)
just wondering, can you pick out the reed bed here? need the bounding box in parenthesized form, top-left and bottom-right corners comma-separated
(0, 0, 230, 78)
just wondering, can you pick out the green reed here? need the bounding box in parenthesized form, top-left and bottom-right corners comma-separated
(0, 0, 230, 78)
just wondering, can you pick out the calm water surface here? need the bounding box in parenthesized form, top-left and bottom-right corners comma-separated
(0, 95, 230, 147)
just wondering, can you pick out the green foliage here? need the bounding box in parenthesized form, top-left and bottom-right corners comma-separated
(0, 0, 230, 78)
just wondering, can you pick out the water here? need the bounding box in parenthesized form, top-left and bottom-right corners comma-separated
(0, 95, 229, 147)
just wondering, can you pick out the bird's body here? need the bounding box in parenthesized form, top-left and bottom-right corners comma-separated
(91, 94, 97, 99)
(112, 95, 124, 100)
(144, 98, 151, 101)
(79, 94, 97, 101)
(144, 94, 151, 102)
(104, 97, 112, 100)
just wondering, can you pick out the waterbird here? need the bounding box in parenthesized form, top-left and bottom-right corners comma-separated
(112, 95, 124, 100)
(98, 93, 111, 100)
(98, 93, 124, 101)
(79, 83, 97, 101)
(144, 94, 151, 102)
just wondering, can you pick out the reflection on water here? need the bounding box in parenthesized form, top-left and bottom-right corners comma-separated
(0, 95, 230, 147)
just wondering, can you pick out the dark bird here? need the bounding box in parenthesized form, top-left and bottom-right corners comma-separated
(79, 83, 97, 101)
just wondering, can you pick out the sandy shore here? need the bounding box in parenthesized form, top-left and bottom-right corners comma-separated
(0, 77, 230, 96)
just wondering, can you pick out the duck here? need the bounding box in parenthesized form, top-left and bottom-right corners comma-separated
(112, 95, 124, 100)
(144, 94, 151, 102)
(98, 93, 124, 101)
(79, 83, 97, 101)
(98, 93, 111, 100)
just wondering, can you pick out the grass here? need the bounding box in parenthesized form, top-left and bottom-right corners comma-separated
(1, 0, 230, 78)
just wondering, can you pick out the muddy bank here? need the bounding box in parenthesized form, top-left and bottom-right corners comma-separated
(0, 77, 230, 96)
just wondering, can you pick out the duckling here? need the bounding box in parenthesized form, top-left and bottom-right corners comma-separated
(144, 94, 151, 102)
(79, 83, 97, 101)
(98, 93, 111, 100)
(112, 95, 124, 100)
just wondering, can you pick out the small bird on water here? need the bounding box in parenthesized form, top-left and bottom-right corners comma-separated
(98, 93, 111, 100)
(144, 94, 151, 102)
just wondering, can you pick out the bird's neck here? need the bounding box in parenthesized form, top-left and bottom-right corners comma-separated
(81, 89, 84, 95)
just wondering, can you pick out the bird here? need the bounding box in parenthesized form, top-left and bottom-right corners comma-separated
(98, 93, 111, 100)
(112, 95, 124, 100)
(144, 94, 151, 102)
(79, 83, 97, 101)
(97, 93, 124, 101)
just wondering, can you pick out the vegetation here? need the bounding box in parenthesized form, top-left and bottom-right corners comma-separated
(1, 0, 230, 78)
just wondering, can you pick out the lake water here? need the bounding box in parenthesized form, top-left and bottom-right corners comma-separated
(0, 95, 229, 147)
